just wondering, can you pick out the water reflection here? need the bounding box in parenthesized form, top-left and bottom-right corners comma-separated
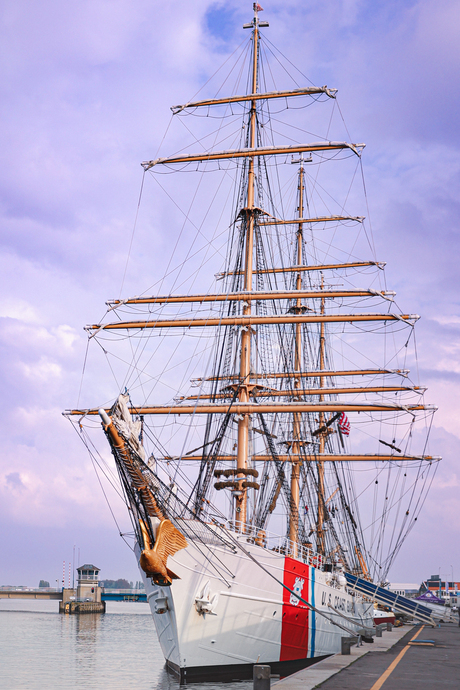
(76, 613, 100, 641)
(75, 614, 100, 678)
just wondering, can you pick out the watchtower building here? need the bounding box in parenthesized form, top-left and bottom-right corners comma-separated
(76, 564, 102, 603)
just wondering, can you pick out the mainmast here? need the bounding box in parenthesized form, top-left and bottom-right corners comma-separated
(283, 156, 328, 555)
(235, 5, 262, 531)
(289, 157, 307, 554)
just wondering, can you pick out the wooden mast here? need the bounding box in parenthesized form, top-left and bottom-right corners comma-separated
(289, 158, 306, 554)
(317, 275, 326, 556)
(235, 7, 259, 531)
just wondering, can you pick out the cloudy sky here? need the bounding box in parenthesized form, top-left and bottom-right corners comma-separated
(1, 0, 459, 589)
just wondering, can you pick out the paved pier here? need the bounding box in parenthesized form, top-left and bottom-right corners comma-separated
(274, 622, 460, 689)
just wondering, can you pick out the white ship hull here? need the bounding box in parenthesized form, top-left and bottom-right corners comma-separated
(136, 529, 374, 682)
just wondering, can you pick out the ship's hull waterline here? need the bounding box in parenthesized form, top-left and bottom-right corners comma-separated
(137, 534, 373, 682)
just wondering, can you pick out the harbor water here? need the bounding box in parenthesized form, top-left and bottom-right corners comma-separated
(0, 600, 252, 690)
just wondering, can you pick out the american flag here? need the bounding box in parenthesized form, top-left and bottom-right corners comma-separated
(338, 411, 350, 436)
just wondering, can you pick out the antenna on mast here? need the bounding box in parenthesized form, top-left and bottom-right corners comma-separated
(291, 153, 313, 165)
(243, 3, 269, 29)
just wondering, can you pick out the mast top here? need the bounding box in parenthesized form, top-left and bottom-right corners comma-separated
(243, 3, 269, 29)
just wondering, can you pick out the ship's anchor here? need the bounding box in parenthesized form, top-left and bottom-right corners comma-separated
(194, 580, 218, 616)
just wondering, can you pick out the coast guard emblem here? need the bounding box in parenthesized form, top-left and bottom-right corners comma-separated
(289, 576, 305, 606)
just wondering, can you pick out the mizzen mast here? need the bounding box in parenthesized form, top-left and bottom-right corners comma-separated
(317, 276, 327, 556)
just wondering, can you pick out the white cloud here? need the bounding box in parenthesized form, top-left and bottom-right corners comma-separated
(20, 358, 62, 382)
(430, 316, 460, 327)
(0, 299, 40, 324)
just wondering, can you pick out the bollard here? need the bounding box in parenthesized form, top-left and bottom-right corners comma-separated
(253, 664, 271, 690)
(341, 636, 358, 654)
(386, 622, 393, 631)
(376, 626, 382, 637)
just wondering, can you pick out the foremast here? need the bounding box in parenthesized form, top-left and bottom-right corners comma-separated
(235, 4, 260, 530)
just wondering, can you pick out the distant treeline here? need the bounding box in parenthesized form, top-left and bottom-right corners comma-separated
(99, 579, 145, 589)
(38, 578, 145, 590)
(99, 579, 133, 589)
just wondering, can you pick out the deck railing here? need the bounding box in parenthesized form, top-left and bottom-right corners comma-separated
(223, 521, 324, 570)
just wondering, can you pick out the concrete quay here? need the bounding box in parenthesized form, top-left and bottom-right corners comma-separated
(274, 622, 460, 689)
(0, 589, 62, 600)
(59, 600, 106, 614)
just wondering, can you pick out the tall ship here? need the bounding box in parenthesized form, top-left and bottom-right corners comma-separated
(66, 4, 440, 683)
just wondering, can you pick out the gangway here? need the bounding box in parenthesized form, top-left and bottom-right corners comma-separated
(344, 572, 436, 625)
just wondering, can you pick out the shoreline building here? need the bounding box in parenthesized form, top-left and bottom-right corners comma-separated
(60, 563, 105, 614)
